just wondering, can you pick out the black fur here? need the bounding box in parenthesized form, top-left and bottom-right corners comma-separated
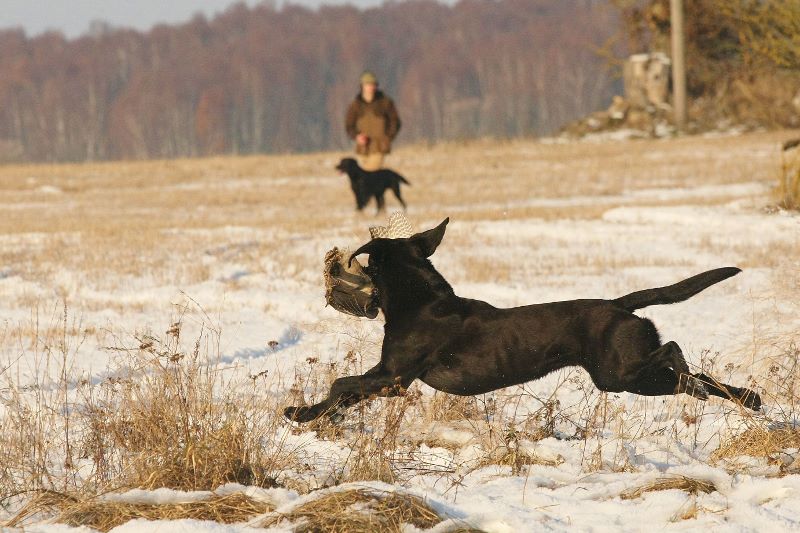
(336, 157, 410, 213)
(285, 219, 761, 423)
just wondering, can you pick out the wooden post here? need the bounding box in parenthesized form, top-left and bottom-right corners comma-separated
(670, 0, 687, 130)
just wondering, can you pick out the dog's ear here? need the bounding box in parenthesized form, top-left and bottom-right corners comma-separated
(411, 218, 449, 257)
(349, 239, 386, 266)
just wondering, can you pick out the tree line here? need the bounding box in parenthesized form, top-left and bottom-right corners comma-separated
(0, 0, 620, 163)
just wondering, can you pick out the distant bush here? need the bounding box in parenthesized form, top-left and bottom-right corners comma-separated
(613, 0, 800, 130)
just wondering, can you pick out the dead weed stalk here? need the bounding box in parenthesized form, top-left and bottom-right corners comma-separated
(620, 475, 716, 500)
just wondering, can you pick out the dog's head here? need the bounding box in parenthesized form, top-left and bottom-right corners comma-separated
(337, 157, 365, 206)
(349, 218, 449, 302)
(335, 157, 359, 176)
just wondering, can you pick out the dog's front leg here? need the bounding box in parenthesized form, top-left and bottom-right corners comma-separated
(284, 366, 410, 423)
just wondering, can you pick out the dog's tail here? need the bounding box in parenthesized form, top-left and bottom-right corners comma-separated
(612, 267, 740, 312)
(399, 175, 411, 185)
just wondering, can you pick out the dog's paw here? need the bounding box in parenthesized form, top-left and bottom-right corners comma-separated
(327, 407, 346, 425)
(284, 406, 312, 423)
(739, 389, 762, 411)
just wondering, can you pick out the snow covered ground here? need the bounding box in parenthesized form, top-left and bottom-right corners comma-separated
(2, 133, 799, 531)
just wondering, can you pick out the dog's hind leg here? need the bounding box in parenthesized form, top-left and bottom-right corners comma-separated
(624, 368, 761, 411)
(624, 367, 684, 396)
(599, 318, 709, 400)
(617, 342, 709, 400)
(284, 365, 412, 423)
(609, 332, 757, 408)
(390, 183, 407, 210)
(693, 372, 761, 410)
(375, 193, 386, 213)
(654, 341, 713, 399)
(624, 370, 707, 401)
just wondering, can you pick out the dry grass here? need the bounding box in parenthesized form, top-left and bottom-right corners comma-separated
(80, 333, 285, 491)
(707, 326, 800, 474)
(0, 132, 791, 290)
(461, 256, 513, 284)
(420, 393, 483, 423)
(619, 476, 717, 500)
(476, 441, 565, 474)
(6, 490, 272, 531)
(0, 307, 293, 504)
(260, 488, 443, 533)
(712, 425, 800, 465)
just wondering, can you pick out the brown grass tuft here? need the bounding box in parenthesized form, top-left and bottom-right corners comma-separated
(261, 488, 443, 532)
(6, 490, 272, 531)
(0, 309, 292, 502)
(619, 476, 717, 500)
(80, 321, 288, 491)
(712, 425, 800, 464)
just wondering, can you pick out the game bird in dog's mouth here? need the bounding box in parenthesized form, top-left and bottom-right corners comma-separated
(323, 212, 413, 319)
(291, 214, 761, 423)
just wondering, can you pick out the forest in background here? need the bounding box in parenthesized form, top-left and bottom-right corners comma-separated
(0, 0, 620, 163)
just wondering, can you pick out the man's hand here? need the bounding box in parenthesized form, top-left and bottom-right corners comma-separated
(356, 133, 369, 146)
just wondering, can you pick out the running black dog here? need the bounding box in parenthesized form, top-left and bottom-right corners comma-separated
(336, 157, 409, 213)
(285, 219, 761, 423)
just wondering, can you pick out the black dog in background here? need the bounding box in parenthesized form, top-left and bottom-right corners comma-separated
(285, 218, 761, 423)
(336, 157, 410, 213)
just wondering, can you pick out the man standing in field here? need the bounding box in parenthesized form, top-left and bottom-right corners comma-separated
(345, 71, 401, 171)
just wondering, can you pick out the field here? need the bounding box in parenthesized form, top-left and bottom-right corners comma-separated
(1, 131, 800, 531)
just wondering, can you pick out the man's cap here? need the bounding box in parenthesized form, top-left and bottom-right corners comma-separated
(360, 71, 378, 85)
